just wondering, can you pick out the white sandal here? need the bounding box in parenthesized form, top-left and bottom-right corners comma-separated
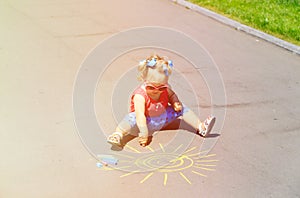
(107, 132, 123, 146)
(199, 116, 216, 137)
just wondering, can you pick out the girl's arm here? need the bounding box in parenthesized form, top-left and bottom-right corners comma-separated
(133, 94, 148, 146)
(167, 88, 182, 112)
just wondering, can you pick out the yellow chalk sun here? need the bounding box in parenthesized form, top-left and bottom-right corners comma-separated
(114, 144, 218, 186)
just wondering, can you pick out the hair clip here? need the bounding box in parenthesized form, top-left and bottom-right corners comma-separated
(141, 57, 173, 76)
(168, 60, 173, 68)
(139, 60, 146, 66)
(146, 58, 157, 67)
(163, 64, 169, 76)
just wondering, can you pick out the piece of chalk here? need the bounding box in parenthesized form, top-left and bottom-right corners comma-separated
(102, 158, 118, 165)
(96, 162, 103, 168)
(100, 161, 108, 166)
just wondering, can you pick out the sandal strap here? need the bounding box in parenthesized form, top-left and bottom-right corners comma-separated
(107, 132, 123, 145)
(112, 131, 123, 138)
(199, 116, 215, 136)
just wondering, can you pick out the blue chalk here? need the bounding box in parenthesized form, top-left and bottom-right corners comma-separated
(102, 158, 118, 165)
(96, 162, 103, 168)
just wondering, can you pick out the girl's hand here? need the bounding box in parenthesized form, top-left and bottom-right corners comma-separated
(173, 102, 182, 112)
(138, 136, 148, 147)
(134, 94, 149, 147)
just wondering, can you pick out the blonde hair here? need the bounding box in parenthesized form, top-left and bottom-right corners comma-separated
(137, 54, 173, 83)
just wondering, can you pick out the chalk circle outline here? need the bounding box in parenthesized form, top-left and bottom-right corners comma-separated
(72, 26, 226, 172)
(135, 153, 194, 173)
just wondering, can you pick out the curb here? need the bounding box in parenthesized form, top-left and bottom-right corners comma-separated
(173, 0, 300, 55)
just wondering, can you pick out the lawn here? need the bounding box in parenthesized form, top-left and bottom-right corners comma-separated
(188, 0, 300, 46)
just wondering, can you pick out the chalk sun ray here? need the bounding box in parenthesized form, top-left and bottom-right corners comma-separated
(172, 144, 183, 153)
(199, 154, 217, 158)
(191, 170, 207, 177)
(159, 143, 165, 153)
(164, 173, 168, 186)
(179, 172, 192, 184)
(146, 146, 154, 152)
(119, 160, 133, 163)
(193, 153, 216, 159)
(196, 159, 219, 163)
(183, 146, 197, 154)
(125, 145, 141, 153)
(194, 166, 215, 171)
(120, 170, 140, 178)
(116, 166, 132, 169)
(140, 172, 154, 184)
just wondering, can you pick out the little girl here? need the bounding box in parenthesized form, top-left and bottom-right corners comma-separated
(107, 54, 215, 147)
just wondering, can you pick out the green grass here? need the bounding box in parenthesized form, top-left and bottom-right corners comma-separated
(189, 0, 300, 46)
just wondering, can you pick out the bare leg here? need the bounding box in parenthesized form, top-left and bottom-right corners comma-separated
(114, 113, 140, 137)
(181, 109, 205, 132)
(115, 122, 130, 137)
(107, 114, 139, 146)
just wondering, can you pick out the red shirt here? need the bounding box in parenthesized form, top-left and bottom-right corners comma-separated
(130, 85, 169, 117)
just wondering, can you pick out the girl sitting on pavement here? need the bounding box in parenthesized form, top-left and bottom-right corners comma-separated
(107, 54, 215, 147)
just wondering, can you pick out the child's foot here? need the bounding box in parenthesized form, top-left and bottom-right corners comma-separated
(199, 116, 216, 137)
(107, 132, 123, 146)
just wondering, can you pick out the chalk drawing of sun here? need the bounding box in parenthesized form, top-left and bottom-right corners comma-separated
(104, 143, 218, 186)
